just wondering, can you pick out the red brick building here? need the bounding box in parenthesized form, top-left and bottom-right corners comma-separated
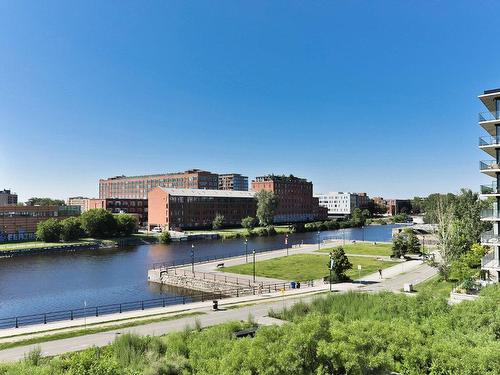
(99, 169, 219, 199)
(0, 205, 80, 242)
(251, 175, 326, 223)
(148, 187, 256, 231)
(87, 198, 148, 225)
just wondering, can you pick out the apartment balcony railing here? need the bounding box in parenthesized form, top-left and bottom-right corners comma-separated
(480, 231, 500, 244)
(480, 160, 500, 171)
(479, 111, 500, 122)
(480, 183, 500, 195)
(479, 136, 500, 146)
(481, 250, 499, 269)
(480, 208, 500, 220)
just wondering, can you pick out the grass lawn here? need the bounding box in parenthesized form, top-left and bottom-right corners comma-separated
(318, 242, 392, 256)
(413, 275, 454, 299)
(186, 225, 291, 239)
(221, 254, 397, 281)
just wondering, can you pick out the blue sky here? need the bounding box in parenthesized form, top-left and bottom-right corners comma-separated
(1, 1, 499, 201)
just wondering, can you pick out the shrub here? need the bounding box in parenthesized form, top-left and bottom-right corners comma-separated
(115, 213, 138, 236)
(80, 209, 117, 238)
(212, 214, 225, 230)
(241, 216, 257, 230)
(266, 225, 276, 236)
(60, 216, 84, 241)
(159, 231, 171, 244)
(36, 218, 62, 242)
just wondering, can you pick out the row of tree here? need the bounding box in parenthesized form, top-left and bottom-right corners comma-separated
(36, 209, 138, 242)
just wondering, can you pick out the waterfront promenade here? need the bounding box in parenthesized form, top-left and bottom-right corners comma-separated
(0, 258, 437, 362)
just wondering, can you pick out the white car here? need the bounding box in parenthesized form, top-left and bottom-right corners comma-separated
(151, 227, 162, 233)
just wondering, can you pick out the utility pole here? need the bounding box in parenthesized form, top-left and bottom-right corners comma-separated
(252, 250, 256, 283)
(191, 244, 195, 273)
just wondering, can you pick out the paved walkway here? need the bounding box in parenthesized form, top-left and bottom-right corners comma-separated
(0, 260, 437, 363)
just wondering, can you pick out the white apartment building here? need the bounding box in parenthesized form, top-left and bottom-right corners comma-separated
(315, 192, 358, 216)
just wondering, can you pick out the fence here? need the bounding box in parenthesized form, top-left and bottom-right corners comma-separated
(0, 281, 308, 329)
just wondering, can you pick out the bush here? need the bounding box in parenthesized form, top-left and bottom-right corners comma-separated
(241, 216, 257, 230)
(159, 231, 171, 244)
(36, 218, 62, 242)
(212, 214, 225, 230)
(80, 209, 117, 238)
(60, 217, 84, 241)
(115, 214, 138, 236)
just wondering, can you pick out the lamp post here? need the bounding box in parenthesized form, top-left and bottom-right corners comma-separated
(245, 238, 248, 263)
(285, 234, 289, 256)
(191, 244, 195, 273)
(328, 252, 333, 292)
(252, 250, 256, 283)
(317, 231, 321, 251)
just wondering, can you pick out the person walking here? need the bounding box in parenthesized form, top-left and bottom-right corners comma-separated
(378, 268, 383, 279)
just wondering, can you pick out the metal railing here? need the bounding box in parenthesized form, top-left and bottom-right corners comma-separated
(481, 208, 500, 219)
(0, 281, 306, 329)
(479, 136, 500, 146)
(480, 184, 500, 195)
(150, 243, 307, 270)
(479, 111, 500, 122)
(480, 160, 500, 171)
(162, 268, 260, 286)
(480, 231, 500, 244)
(481, 251, 499, 269)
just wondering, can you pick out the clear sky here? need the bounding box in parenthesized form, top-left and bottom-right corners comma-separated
(1, 1, 499, 201)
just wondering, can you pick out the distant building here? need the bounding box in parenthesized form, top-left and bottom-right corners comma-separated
(0, 190, 18, 206)
(386, 199, 412, 216)
(355, 192, 371, 209)
(218, 174, 249, 191)
(251, 175, 326, 223)
(99, 169, 219, 199)
(316, 192, 358, 216)
(87, 198, 148, 225)
(148, 188, 256, 230)
(0, 205, 80, 242)
(67, 196, 90, 212)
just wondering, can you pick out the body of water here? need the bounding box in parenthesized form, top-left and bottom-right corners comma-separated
(0, 224, 402, 318)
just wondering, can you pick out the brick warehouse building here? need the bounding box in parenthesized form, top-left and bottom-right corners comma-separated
(251, 175, 327, 223)
(87, 198, 148, 226)
(99, 169, 219, 199)
(148, 187, 256, 231)
(0, 205, 80, 242)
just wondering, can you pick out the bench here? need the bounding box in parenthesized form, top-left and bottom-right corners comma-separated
(216, 262, 225, 268)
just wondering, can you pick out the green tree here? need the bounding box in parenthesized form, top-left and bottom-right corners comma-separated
(60, 217, 84, 241)
(26, 197, 66, 206)
(329, 246, 353, 281)
(36, 218, 62, 242)
(350, 208, 368, 227)
(391, 232, 408, 258)
(255, 190, 279, 226)
(406, 230, 421, 254)
(115, 214, 138, 236)
(159, 231, 171, 244)
(241, 216, 257, 230)
(80, 209, 117, 238)
(212, 214, 225, 230)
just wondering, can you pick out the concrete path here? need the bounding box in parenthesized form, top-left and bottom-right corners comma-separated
(0, 260, 437, 363)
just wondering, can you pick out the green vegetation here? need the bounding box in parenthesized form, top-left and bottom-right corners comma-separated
(158, 231, 171, 244)
(212, 214, 225, 230)
(221, 253, 396, 281)
(255, 190, 279, 226)
(35, 218, 63, 242)
(25, 197, 66, 206)
(412, 275, 454, 299)
(241, 216, 257, 230)
(317, 242, 392, 256)
(327, 246, 352, 281)
(392, 228, 421, 258)
(3, 287, 499, 374)
(59, 216, 84, 241)
(0, 240, 96, 252)
(0, 312, 204, 351)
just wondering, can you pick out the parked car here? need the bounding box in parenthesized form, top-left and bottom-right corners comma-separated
(151, 227, 162, 233)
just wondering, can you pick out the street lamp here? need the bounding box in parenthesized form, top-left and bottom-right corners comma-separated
(245, 238, 248, 263)
(285, 234, 289, 256)
(328, 252, 334, 292)
(252, 250, 256, 283)
(191, 244, 195, 273)
(317, 231, 321, 251)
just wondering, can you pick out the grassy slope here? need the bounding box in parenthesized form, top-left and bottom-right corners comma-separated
(318, 242, 392, 256)
(222, 254, 397, 281)
(412, 275, 454, 299)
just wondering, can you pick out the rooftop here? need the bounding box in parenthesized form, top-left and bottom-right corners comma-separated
(157, 187, 255, 198)
(100, 169, 216, 181)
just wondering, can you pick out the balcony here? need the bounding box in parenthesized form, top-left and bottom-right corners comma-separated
(481, 250, 500, 270)
(480, 231, 500, 244)
(479, 136, 500, 157)
(480, 183, 500, 195)
(480, 208, 500, 221)
(479, 111, 500, 136)
(479, 160, 500, 177)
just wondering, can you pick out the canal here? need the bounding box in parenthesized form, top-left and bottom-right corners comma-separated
(0, 224, 402, 319)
